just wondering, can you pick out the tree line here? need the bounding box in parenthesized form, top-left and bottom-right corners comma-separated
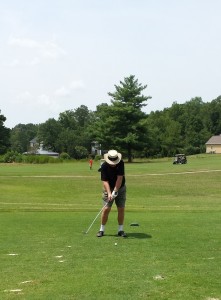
(1, 75, 221, 162)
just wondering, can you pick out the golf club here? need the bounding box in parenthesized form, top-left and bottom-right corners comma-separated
(83, 202, 108, 234)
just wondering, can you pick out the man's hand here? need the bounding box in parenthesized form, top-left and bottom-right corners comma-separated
(111, 190, 118, 200)
(104, 192, 113, 202)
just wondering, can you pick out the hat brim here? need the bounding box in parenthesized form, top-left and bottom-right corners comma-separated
(104, 153, 122, 165)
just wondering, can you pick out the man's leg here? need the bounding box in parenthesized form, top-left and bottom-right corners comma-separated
(117, 207, 125, 225)
(117, 206, 127, 237)
(116, 185, 127, 237)
(101, 206, 111, 225)
(97, 206, 111, 237)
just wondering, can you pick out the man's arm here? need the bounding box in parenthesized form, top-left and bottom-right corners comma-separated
(114, 175, 123, 192)
(103, 181, 112, 201)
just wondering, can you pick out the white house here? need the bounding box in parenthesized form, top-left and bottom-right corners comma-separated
(91, 141, 102, 156)
(24, 138, 59, 157)
(205, 134, 221, 154)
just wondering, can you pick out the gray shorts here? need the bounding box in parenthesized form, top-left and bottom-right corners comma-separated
(102, 185, 126, 208)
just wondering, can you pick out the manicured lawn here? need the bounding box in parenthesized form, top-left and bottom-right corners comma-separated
(0, 155, 221, 299)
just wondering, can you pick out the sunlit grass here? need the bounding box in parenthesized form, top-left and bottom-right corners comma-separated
(0, 155, 221, 299)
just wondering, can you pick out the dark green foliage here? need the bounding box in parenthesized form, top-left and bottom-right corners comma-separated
(2, 151, 63, 164)
(2, 150, 22, 163)
(37, 118, 62, 152)
(147, 96, 221, 157)
(59, 152, 71, 160)
(56, 106, 95, 158)
(0, 111, 10, 154)
(10, 123, 38, 153)
(73, 146, 88, 159)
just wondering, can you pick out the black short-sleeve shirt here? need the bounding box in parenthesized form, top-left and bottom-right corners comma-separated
(101, 160, 125, 190)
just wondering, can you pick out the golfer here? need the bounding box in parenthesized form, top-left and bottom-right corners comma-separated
(97, 149, 127, 238)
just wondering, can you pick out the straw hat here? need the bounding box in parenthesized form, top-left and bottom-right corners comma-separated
(104, 150, 122, 165)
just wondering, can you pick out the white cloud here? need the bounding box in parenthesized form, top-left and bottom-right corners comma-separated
(7, 36, 67, 65)
(7, 59, 20, 67)
(8, 36, 40, 48)
(36, 94, 62, 113)
(13, 91, 62, 115)
(29, 57, 41, 66)
(54, 86, 70, 97)
(54, 80, 85, 97)
(70, 80, 85, 90)
(39, 40, 67, 59)
(14, 91, 33, 104)
(37, 94, 51, 105)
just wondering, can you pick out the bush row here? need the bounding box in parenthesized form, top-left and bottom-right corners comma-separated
(0, 151, 68, 164)
(0, 151, 103, 164)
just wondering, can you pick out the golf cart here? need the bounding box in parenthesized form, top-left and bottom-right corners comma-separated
(173, 154, 187, 164)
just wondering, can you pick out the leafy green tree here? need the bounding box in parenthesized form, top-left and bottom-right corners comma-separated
(73, 146, 88, 159)
(74, 105, 92, 128)
(205, 96, 221, 134)
(59, 106, 94, 130)
(58, 106, 95, 156)
(37, 118, 62, 152)
(146, 97, 216, 156)
(161, 118, 182, 156)
(71, 105, 95, 151)
(145, 110, 165, 156)
(92, 75, 151, 162)
(58, 110, 77, 130)
(0, 111, 10, 154)
(10, 123, 38, 153)
(56, 128, 77, 157)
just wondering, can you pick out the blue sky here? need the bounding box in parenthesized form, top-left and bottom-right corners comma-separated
(1, 0, 221, 128)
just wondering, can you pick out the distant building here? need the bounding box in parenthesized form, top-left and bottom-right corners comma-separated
(30, 137, 38, 148)
(23, 138, 59, 157)
(205, 134, 221, 154)
(91, 141, 102, 156)
(35, 143, 59, 157)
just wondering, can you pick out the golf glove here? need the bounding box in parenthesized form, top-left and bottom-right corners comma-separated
(111, 190, 118, 200)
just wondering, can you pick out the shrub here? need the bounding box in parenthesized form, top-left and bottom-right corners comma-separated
(94, 155, 102, 161)
(73, 146, 88, 159)
(60, 152, 70, 160)
(3, 151, 19, 163)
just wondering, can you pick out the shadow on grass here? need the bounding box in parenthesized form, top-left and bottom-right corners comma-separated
(105, 233, 152, 239)
(126, 232, 152, 239)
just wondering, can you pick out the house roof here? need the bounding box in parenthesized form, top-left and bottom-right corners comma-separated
(30, 137, 38, 143)
(206, 135, 221, 145)
(23, 150, 59, 156)
(36, 149, 59, 156)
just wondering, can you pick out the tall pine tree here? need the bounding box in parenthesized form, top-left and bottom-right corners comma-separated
(94, 75, 151, 162)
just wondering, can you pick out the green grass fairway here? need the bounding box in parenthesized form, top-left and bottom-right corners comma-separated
(0, 155, 221, 300)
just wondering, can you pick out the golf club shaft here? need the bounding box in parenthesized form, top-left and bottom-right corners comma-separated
(85, 202, 108, 234)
